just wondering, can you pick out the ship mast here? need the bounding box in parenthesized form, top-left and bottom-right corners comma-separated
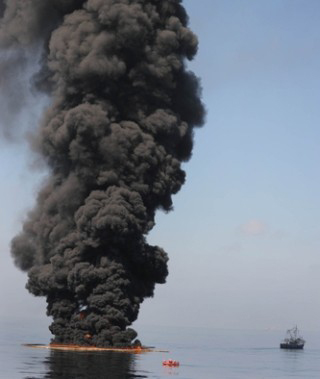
(287, 326, 298, 341)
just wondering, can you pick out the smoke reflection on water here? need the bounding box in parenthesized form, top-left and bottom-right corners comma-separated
(22, 350, 148, 379)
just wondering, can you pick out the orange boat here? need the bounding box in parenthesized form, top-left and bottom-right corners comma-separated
(162, 359, 180, 367)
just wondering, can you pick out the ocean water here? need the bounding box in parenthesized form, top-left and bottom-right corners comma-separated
(1, 322, 320, 379)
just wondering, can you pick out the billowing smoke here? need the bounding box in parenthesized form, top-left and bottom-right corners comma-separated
(1, 0, 204, 347)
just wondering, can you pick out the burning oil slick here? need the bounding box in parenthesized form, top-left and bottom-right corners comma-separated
(0, 1, 204, 347)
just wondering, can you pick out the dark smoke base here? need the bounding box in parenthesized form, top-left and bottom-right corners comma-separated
(1, 0, 205, 347)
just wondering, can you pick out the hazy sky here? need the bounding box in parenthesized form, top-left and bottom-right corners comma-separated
(1, 0, 320, 335)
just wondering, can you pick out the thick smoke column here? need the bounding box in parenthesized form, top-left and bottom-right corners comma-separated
(1, 0, 204, 346)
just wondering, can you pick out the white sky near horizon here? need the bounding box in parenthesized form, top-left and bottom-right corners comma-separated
(1, 0, 320, 337)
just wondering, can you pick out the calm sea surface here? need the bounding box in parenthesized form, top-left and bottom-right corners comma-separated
(1, 321, 320, 379)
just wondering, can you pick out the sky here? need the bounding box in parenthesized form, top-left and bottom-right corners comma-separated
(1, 0, 320, 336)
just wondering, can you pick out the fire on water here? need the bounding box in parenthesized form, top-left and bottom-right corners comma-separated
(24, 343, 168, 354)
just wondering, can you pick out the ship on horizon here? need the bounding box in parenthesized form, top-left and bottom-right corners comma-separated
(280, 326, 305, 349)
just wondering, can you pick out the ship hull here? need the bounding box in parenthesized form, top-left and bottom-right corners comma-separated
(280, 343, 304, 350)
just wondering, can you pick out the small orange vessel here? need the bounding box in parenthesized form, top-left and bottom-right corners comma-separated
(162, 359, 180, 367)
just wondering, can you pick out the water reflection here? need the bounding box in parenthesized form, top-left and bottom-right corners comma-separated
(23, 349, 148, 379)
(281, 349, 305, 366)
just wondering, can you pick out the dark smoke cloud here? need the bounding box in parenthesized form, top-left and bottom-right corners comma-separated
(2, 0, 205, 347)
(0, 1, 4, 17)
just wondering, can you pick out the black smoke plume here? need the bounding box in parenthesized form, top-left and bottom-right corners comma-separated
(1, 0, 205, 347)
